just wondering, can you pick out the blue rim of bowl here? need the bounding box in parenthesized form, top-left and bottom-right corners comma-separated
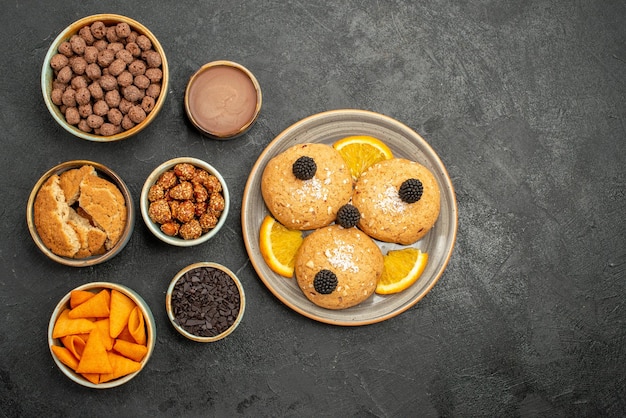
(47, 282, 156, 389)
(41, 14, 169, 142)
(140, 157, 230, 246)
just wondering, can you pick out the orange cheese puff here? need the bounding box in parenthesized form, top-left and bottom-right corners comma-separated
(75, 329, 113, 374)
(116, 326, 136, 343)
(52, 309, 95, 339)
(68, 289, 110, 319)
(82, 373, 100, 385)
(51, 345, 79, 370)
(113, 339, 148, 362)
(127, 306, 146, 345)
(70, 290, 95, 308)
(94, 319, 114, 351)
(109, 289, 135, 338)
(61, 335, 87, 359)
(99, 352, 141, 383)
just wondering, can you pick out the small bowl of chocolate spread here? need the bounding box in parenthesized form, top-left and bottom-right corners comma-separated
(184, 61, 262, 139)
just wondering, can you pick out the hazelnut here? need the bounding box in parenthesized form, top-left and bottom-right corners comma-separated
(142, 50, 161, 68)
(58, 41, 74, 57)
(115, 49, 134, 64)
(99, 123, 120, 136)
(92, 100, 109, 116)
(70, 75, 88, 90)
(141, 95, 155, 113)
(108, 58, 127, 76)
(85, 63, 102, 80)
(87, 81, 104, 100)
(108, 108, 123, 126)
(129, 60, 147, 77)
(105, 89, 121, 108)
(145, 83, 161, 99)
(70, 35, 86, 55)
(90, 21, 106, 39)
(87, 114, 104, 129)
(115, 22, 131, 38)
(97, 49, 115, 67)
(61, 88, 77, 107)
(121, 114, 135, 130)
(51, 89, 64, 106)
(78, 26, 95, 45)
(50, 54, 69, 71)
(105, 26, 119, 43)
(128, 105, 146, 123)
(57, 66, 73, 84)
(78, 103, 92, 118)
(70, 56, 87, 75)
(135, 35, 152, 50)
(65, 107, 80, 125)
(75, 87, 91, 106)
(123, 85, 143, 102)
(117, 70, 133, 87)
(99, 74, 118, 91)
(145, 68, 162, 83)
(93, 39, 108, 51)
(134, 74, 150, 90)
(125, 42, 141, 57)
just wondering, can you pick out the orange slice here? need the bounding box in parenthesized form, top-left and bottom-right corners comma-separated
(332, 135, 393, 180)
(376, 248, 428, 295)
(259, 215, 303, 278)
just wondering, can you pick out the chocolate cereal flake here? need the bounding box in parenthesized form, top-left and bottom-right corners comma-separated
(171, 267, 241, 338)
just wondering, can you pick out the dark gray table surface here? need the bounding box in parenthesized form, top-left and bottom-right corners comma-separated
(1, 1, 624, 416)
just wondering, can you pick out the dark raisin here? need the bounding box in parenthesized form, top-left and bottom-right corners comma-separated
(313, 269, 338, 294)
(292, 156, 317, 180)
(398, 178, 423, 203)
(336, 204, 360, 228)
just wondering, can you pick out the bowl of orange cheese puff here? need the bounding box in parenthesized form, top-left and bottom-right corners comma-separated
(48, 282, 156, 388)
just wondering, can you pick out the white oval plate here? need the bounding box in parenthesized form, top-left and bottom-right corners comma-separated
(242, 109, 457, 325)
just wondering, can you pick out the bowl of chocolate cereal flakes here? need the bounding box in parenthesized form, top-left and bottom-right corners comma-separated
(26, 160, 134, 267)
(166, 262, 245, 342)
(42, 14, 169, 142)
(140, 157, 229, 247)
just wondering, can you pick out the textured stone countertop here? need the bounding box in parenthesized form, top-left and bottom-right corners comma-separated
(1, 1, 624, 416)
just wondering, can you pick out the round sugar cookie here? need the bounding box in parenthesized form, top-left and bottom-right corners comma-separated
(261, 143, 353, 230)
(295, 224, 383, 310)
(353, 158, 441, 245)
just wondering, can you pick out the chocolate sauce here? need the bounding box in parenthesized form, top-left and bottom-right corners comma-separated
(186, 65, 258, 137)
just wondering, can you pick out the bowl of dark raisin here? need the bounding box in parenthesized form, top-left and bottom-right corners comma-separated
(166, 262, 245, 342)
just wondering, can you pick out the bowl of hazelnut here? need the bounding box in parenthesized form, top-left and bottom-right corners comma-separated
(26, 160, 134, 267)
(140, 157, 229, 247)
(41, 14, 169, 142)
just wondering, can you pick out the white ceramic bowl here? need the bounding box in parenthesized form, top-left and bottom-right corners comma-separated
(48, 282, 156, 388)
(165, 262, 245, 342)
(41, 14, 169, 142)
(140, 157, 229, 246)
(26, 160, 134, 267)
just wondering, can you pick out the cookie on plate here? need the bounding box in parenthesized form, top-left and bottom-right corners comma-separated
(261, 143, 353, 230)
(353, 158, 440, 245)
(295, 224, 383, 310)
